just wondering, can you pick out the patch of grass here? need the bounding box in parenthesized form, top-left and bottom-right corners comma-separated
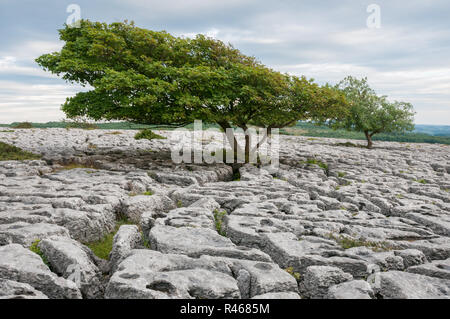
(301, 158, 329, 171)
(85, 217, 135, 260)
(12, 122, 33, 129)
(232, 171, 241, 181)
(337, 172, 346, 178)
(0, 130, 15, 133)
(327, 233, 392, 252)
(396, 194, 405, 199)
(415, 179, 427, 184)
(0, 142, 41, 161)
(176, 200, 183, 208)
(29, 240, 50, 267)
(285, 267, 301, 281)
(213, 209, 227, 236)
(134, 129, 166, 141)
(444, 189, 449, 193)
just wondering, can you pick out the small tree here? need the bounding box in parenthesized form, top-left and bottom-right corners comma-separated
(333, 76, 415, 149)
(37, 20, 348, 161)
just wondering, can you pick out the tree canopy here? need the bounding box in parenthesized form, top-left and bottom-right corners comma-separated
(332, 76, 415, 148)
(37, 20, 348, 161)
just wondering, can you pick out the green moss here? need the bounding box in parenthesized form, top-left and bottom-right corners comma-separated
(29, 240, 50, 267)
(213, 209, 227, 236)
(104, 131, 123, 135)
(0, 142, 41, 161)
(85, 218, 135, 260)
(134, 129, 166, 141)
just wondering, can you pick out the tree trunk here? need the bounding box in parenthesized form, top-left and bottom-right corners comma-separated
(217, 121, 242, 163)
(364, 131, 373, 149)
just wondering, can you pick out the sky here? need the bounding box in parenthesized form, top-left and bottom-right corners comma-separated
(0, 0, 449, 125)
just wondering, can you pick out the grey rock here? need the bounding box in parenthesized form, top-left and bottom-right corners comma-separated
(38, 236, 104, 298)
(407, 258, 450, 280)
(110, 225, 143, 273)
(0, 244, 82, 299)
(327, 280, 374, 299)
(370, 271, 450, 299)
(300, 266, 353, 299)
(0, 279, 48, 299)
(149, 225, 271, 262)
(105, 249, 240, 299)
(121, 194, 175, 223)
(394, 249, 427, 268)
(0, 222, 70, 247)
(251, 292, 301, 299)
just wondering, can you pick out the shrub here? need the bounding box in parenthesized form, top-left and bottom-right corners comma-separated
(134, 129, 166, 141)
(12, 122, 33, 129)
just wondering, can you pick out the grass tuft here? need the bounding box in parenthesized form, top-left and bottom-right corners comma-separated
(0, 142, 41, 161)
(213, 209, 227, 236)
(327, 233, 392, 252)
(285, 267, 301, 281)
(30, 239, 50, 267)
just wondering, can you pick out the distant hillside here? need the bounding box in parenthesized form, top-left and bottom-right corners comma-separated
(414, 124, 450, 137)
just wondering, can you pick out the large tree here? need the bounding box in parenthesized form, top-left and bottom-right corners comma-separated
(333, 76, 415, 149)
(37, 20, 348, 161)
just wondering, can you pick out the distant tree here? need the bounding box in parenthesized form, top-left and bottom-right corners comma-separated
(333, 76, 415, 148)
(37, 20, 348, 162)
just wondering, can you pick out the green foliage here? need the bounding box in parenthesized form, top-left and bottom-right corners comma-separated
(176, 200, 183, 208)
(331, 76, 415, 148)
(285, 267, 301, 281)
(12, 122, 34, 129)
(415, 179, 427, 184)
(337, 172, 346, 178)
(134, 129, 166, 140)
(30, 240, 50, 267)
(0, 142, 41, 161)
(213, 209, 227, 236)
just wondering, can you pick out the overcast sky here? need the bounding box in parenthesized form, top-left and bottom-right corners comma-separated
(1, 0, 449, 124)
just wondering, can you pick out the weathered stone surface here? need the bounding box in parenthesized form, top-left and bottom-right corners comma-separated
(407, 258, 450, 280)
(0, 222, 70, 247)
(0, 244, 82, 299)
(0, 279, 48, 299)
(121, 195, 175, 223)
(327, 280, 374, 299)
(1, 129, 449, 299)
(370, 271, 450, 299)
(149, 225, 271, 262)
(251, 292, 301, 299)
(110, 225, 143, 273)
(105, 250, 240, 299)
(300, 266, 353, 299)
(38, 236, 104, 298)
